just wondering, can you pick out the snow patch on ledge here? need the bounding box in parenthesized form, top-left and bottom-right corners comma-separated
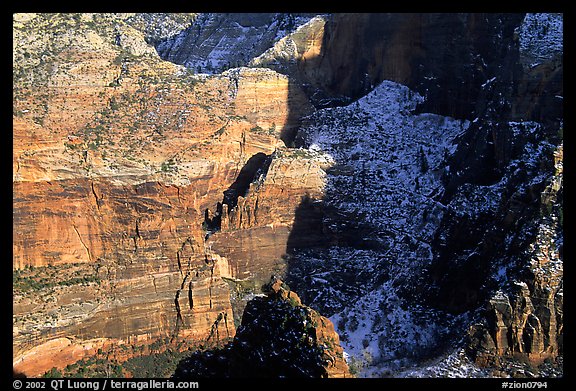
(292, 79, 471, 377)
(519, 13, 563, 63)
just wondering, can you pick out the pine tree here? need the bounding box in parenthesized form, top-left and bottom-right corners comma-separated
(418, 146, 429, 173)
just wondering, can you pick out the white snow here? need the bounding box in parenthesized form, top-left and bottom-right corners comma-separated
(509, 121, 540, 136)
(159, 14, 315, 75)
(289, 72, 561, 376)
(301, 81, 467, 247)
(519, 13, 563, 63)
(481, 77, 497, 88)
(277, 15, 563, 379)
(293, 80, 472, 376)
(396, 348, 492, 378)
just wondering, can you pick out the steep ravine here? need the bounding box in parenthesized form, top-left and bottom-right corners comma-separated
(13, 12, 562, 378)
(216, 12, 563, 377)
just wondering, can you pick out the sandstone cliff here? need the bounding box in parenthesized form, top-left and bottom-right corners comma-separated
(13, 13, 313, 377)
(172, 277, 350, 378)
(13, 12, 562, 379)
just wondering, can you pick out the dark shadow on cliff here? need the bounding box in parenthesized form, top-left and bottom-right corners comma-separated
(181, 12, 562, 377)
(286, 13, 526, 119)
(279, 12, 563, 374)
(284, 194, 327, 253)
(204, 152, 272, 235)
(223, 153, 270, 209)
(283, 12, 563, 315)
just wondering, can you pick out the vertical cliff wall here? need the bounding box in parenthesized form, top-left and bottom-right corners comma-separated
(13, 12, 562, 378)
(12, 13, 314, 377)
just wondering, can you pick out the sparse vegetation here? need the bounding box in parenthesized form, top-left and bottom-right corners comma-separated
(42, 368, 63, 378)
(418, 146, 429, 173)
(50, 357, 124, 378)
(348, 315, 359, 332)
(249, 124, 278, 137)
(40, 337, 206, 378)
(213, 125, 226, 137)
(123, 348, 190, 378)
(290, 148, 317, 159)
(112, 51, 138, 66)
(160, 159, 177, 172)
(288, 296, 300, 308)
(13, 263, 101, 294)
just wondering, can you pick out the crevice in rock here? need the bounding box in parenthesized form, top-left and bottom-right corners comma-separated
(152, 275, 158, 295)
(72, 224, 92, 263)
(209, 265, 213, 309)
(132, 236, 138, 252)
(188, 281, 194, 310)
(135, 219, 142, 239)
(90, 181, 102, 210)
(173, 272, 189, 339)
(176, 237, 195, 276)
(176, 251, 182, 277)
(203, 152, 272, 237)
(223, 152, 272, 211)
(172, 236, 197, 340)
(206, 312, 229, 344)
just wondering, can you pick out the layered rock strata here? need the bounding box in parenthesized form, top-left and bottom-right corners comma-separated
(12, 13, 314, 377)
(13, 12, 562, 378)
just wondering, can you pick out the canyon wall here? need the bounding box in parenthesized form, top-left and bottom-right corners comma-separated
(13, 12, 562, 378)
(13, 13, 315, 377)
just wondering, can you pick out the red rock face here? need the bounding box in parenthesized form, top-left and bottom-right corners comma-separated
(12, 14, 317, 377)
(467, 144, 563, 370)
(15, 13, 561, 379)
(207, 148, 329, 283)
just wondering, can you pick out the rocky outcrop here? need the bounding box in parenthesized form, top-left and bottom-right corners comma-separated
(172, 277, 351, 378)
(206, 148, 330, 284)
(122, 13, 197, 46)
(467, 142, 563, 370)
(12, 13, 312, 377)
(156, 13, 314, 74)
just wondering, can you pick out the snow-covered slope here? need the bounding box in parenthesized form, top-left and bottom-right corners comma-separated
(288, 80, 474, 376)
(287, 37, 563, 375)
(156, 13, 313, 74)
(518, 13, 563, 65)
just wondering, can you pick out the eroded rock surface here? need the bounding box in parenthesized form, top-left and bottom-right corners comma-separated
(13, 12, 562, 378)
(172, 277, 350, 378)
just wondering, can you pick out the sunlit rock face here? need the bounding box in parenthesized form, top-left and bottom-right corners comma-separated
(12, 13, 312, 377)
(13, 12, 562, 378)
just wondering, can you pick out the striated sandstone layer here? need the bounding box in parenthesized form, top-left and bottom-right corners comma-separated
(13, 13, 315, 377)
